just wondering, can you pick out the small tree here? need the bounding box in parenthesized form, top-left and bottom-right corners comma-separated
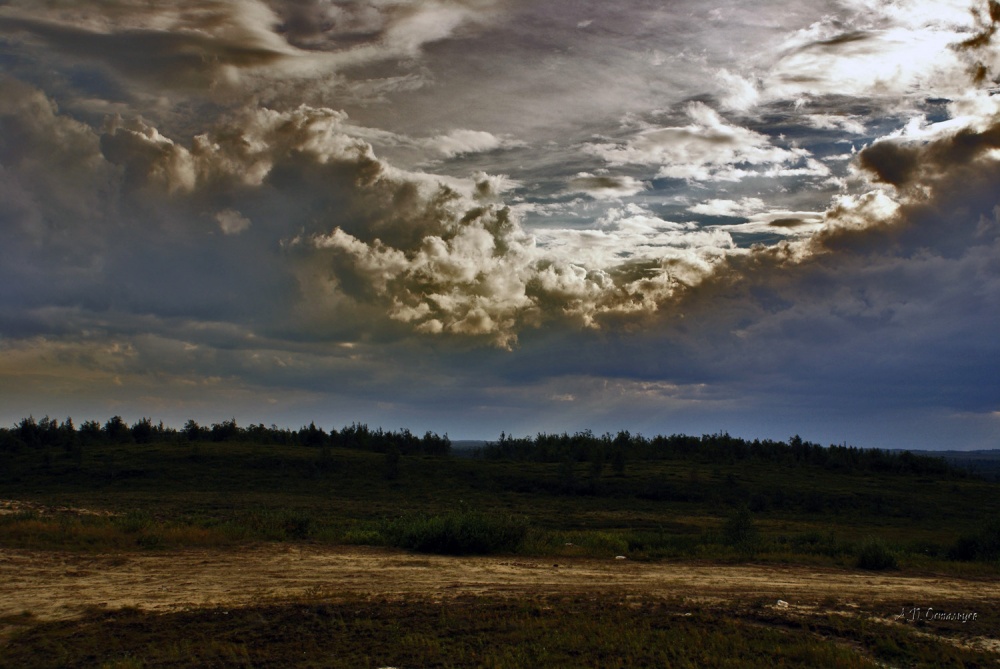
(104, 415, 132, 443)
(131, 417, 154, 444)
(15, 416, 40, 448)
(210, 418, 239, 442)
(182, 419, 202, 442)
(79, 420, 102, 445)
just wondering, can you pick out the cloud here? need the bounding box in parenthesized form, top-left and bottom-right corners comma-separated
(800, 114, 867, 135)
(0, 1, 293, 93)
(688, 198, 767, 217)
(565, 173, 647, 199)
(421, 129, 511, 157)
(84, 101, 656, 344)
(215, 209, 252, 235)
(0, 0, 503, 101)
(7, 77, 976, 359)
(762, 2, 979, 104)
(586, 102, 823, 182)
(715, 69, 760, 112)
(856, 102, 1000, 190)
(1, 1, 999, 450)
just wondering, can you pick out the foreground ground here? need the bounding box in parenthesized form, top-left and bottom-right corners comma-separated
(2, 435, 999, 665)
(2, 544, 998, 667)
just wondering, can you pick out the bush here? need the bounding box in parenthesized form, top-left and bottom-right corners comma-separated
(948, 520, 1000, 562)
(723, 505, 760, 558)
(855, 537, 898, 570)
(385, 509, 527, 555)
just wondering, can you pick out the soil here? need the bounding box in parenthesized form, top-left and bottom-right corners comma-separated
(2, 544, 996, 624)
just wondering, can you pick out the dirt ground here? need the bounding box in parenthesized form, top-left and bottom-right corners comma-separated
(2, 544, 996, 625)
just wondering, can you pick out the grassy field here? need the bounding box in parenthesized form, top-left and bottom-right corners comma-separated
(2, 432, 999, 666)
(1, 436, 999, 569)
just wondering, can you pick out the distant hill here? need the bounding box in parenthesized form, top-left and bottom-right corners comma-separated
(450, 440, 487, 456)
(450, 440, 488, 449)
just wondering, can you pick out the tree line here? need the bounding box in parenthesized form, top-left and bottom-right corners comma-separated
(0, 415, 452, 456)
(477, 430, 958, 477)
(0, 415, 963, 477)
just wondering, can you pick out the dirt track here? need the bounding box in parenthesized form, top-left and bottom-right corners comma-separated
(2, 544, 997, 626)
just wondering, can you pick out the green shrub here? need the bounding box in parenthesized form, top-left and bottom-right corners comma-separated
(723, 505, 760, 558)
(385, 509, 527, 555)
(948, 520, 1000, 562)
(855, 537, 898, 570)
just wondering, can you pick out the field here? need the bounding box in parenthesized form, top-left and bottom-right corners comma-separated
(1, 426, 999, 667)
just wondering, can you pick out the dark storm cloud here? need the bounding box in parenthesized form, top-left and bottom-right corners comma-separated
(565, 173, 647, 199)
(768, 218, 808, 228)
(859, 121, 1000, 189)
(0, 3, 295, 94)
(856, 141, 922, 187)
(0, 16, 287, 90)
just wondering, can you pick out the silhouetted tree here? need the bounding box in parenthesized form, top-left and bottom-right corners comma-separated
(131, 417, 154, 444)
(210, 418, 239, 442)
(103, 415, 132, 443)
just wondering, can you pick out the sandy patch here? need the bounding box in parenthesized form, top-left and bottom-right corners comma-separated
(2, 544, 996, 624)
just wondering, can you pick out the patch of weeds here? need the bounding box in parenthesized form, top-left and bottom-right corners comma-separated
(384, 509, 527, 555)
(221, 508, 316, 542)
(339, 528, 385, 546)
(114, 510, 153, 534)
(855, 537, 898, 571)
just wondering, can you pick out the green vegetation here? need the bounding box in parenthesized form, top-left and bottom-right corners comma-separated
(723, 504, 761, 558)
(0, 416, 999, 571)
(3, 415, 1000, 666)
(382, 509, 528, 555)
(3, 595, 997, 669)
(854, 537, 899, 571)
(948, 518, 1000, 563)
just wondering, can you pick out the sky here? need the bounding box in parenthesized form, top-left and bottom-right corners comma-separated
(1, 0, 999, 449)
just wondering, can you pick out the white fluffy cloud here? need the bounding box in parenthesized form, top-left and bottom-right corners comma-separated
(88, 100, 738, 345)
(688, 198, 767, 217)
(587, 103, 824, 182)
(215, 209, 252, 235)
(422, 129, 510, 157)
(760, 0, 986, 105)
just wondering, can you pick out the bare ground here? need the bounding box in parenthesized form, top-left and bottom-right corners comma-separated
(2, 544, 996, 624)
